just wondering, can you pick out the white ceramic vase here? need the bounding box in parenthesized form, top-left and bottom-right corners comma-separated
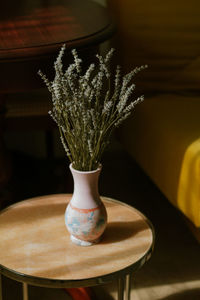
(65, 163, 107, 246)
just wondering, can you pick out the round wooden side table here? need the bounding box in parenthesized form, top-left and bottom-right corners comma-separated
(0, 194, 155, 300)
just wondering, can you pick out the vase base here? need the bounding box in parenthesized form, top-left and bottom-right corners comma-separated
(70, 235, 100, 246)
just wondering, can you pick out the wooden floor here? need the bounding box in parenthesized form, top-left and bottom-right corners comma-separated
(1, 143, 200, 299)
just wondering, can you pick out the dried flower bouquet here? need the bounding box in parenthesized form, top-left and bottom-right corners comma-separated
(39, 45, 147, 171)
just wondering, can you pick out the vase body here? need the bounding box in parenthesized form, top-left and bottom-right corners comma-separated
(65, 163, 107, 246)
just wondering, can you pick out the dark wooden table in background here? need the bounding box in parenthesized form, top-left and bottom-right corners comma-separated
(0, 0, 115, 201)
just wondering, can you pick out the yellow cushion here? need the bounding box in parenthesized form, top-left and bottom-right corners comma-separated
(178, 139, 200, 226)
(119, 94, 200, 226)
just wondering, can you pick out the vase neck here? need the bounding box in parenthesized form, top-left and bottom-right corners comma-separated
(70, 164, 101, 209)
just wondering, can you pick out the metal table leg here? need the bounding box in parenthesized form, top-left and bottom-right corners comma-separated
(118, 277, 124, 300)
(125, 274, 131, 300)
(23, 283, 29, 300)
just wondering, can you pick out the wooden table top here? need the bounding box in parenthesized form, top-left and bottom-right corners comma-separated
(0, 0, 115, 93)
(0, 0, 114, 60)
(0, 194, 154, 288)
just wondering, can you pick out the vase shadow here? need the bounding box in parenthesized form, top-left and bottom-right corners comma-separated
(101, 219, 147, 244)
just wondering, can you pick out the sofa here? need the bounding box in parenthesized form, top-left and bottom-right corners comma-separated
(107, 0, 200, 236)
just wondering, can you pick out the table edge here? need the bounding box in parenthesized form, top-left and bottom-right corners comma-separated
(0, 22, 116, 61)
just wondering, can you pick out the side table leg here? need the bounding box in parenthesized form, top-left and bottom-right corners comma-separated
(125, 274, 131, 300)
(117, 277, 124, 300)
(23, 283, 29, 300)
(0, 274, 2, 300)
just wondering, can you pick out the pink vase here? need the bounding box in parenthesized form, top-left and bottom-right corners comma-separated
(65, 163, 107, 246)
